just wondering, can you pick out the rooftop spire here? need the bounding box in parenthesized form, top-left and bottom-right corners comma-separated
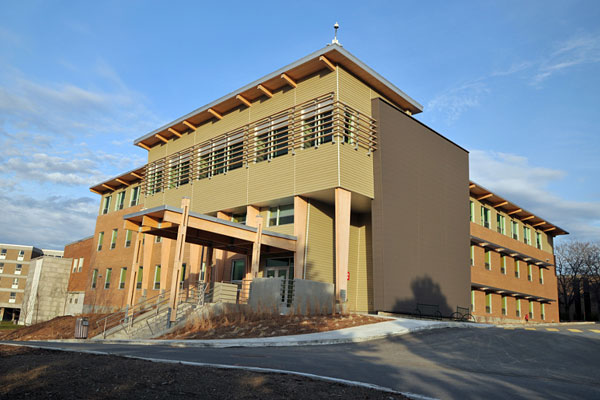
(331, 22, 341, 46)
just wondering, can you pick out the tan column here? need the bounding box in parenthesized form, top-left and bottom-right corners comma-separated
(126, 230, 143, 308)
(160, 238, 172, 292)
(250, 216, 263, 278)
(293, 196, 308, 279)
(141, 234, 154, 296)
(214, 211, 231, 282)
(189, 244, 202, 286)
(204, 246, 214, 283)
(169, 198, 191, 324)
(245, 205, 260, 280)
(335, 188, 351, 303)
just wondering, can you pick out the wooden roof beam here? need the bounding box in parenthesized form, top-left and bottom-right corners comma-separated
(508, 209, 522, 215)
(319, 55, 336, 72)
(137, 142, 151, 151)
(115, 178, 130, 186)
(182, 120, 198, 130)
(131, 172, 143, 180)
(168, 128, 182, 138)
(476, 193, 493, 201)
(155, 134, 168, 143)
(469, 183, 476, 189)
(280, 73, 297, 88)
(236, 94, 252, 107)
(102, 183, 115, 191)
(522, 215, 535, 221)
(533, 221, 546, 227)
(493, 201, 508, 208)
(257, 84, 273, 98)
(89, 188, 103, 195)
(544, 227, 556, 233)
(208, 108, 223, 120)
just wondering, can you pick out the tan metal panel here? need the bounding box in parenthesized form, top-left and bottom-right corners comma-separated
(191, 168, 248, 214)
(249, 87, 295, 121)
(339, 144, 374, 199)
(247, 155, 295, 204)
(338, 67, 371, 116)
(295, 70, 336, 104)
(166, 131, 196, 154)
(304, 200, 334, 284)
(294, 144, 339, 195)
(148, 144, 167, 163)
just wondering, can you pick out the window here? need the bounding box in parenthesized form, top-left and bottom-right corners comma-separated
(471, 290, 475, 311)
(153, 265, 161, 290)
(72, 258, 78, 273)
(232, 213, 246, 225)
(12, 278, 19, 289)
(115, 191, 125, 211)
(168, 152, 192, 188)
(486, 293, 492, 313)
(254, 114, 289, 163)
(268, 204, 294, 227)
(529, 301, 534, 319)
(0, 249, 6, 259)
(0, 263, 4, 273)
(231, 259, 245, 283)
(78, 258, 83, 272)
(17, 250, 25, 261)
(104, 268, 112, 289)
(539, 268, 544, 284)
(110, 229, 118, 249)
(102, 195, 112, 215)
(516, 299, 521, 317)
(496, 213, 505, 235)
(502, 296, 507, 316)
(523, 226, 531, 245)
(130, 186, 141, 207)
(301, 98, 333, 148)
(155, 236, 162, 243)
(197, 130, 244, 180)
(119, 268, 127, 289)
(527, 264, 533, 281)
(125, 230, 133, 248)
(15, 264, 22, 275)
(515, 260, 520, 278)
(469, 201, 474, 222)
(511, 220, 519, 240)
(470, 245, 475, 266)
(540, 303, 545, 320)
(97, 232, 104, 251)
(536, 232, 543, 250)
(501, 255, 506, 274)
(181, 263, 186, 283)
(91, 269, 98, 289)
(484, 249, 491, 270)
(480, 206, 491, 229)
(136, 266, 143, 289)
(146, 161, 164, 195)
(9, 292, 16, 303)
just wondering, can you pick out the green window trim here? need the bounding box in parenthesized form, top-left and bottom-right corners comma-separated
(104, 268, 112, 289)
(153, 265, 161, 290)
(97, 232, 104, 251)
(119, 267, 127, 289)
(136, 266, 143, 289)
(91, 269, 98, 289)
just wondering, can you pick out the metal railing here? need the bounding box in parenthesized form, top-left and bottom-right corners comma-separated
(143, 93, 377, 195)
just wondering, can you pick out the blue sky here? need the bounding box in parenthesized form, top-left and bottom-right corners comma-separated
(0, 1, 598, 249)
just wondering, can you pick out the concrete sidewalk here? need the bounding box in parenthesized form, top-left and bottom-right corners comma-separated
(53, 317, 490, 348)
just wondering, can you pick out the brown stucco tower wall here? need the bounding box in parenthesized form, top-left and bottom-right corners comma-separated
(371, 98, 470, 316)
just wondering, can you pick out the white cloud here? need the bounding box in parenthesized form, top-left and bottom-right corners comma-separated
(426, 81, 489, 123)
(470, 149, 600, 241)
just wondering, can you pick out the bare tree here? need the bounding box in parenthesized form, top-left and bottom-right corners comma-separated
(555, 241, 600, 320)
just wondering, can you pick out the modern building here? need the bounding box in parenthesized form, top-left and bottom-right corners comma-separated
(0, 244, 63, 321)
(65, 43, 566, 322)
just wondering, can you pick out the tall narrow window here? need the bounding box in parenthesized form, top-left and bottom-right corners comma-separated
(231, 259, 245, 283)
(501, 255, 506, 274)
(72, 258, 79, 273)
(155, 236, 162, 243)
(153, 265, 161, 290)
(0, 249, 6, 259)
(110, 229, 118, 249)
(481, 207, 491, 229)
(115, 191, 125, 211)
(104, 268, 112, 289)
(515, 260, 520, 278)
(536, 232, 543, 250)
(539, 268, 544, 284)
(486, 293, 492, 313)
(15, 264, 22, 275)
(17, 250, 25, 261)
(91, 269, 98, 289)
(254, 114, 289, 162)
(301, 98, 333, 148)
(485, 250, 491, 270)
(102, 195, 112, 215)
(130, 186, 141, 207)
(511, 220, 519, 240)
(125, 230, 133, 248)
(502, 296, 507, 316)
(496, 213, 506, 235)
(97, 232, 104, 251)
(516, 299, 521, 317)
(470, 245, 475, 266)
(523, 226, 531, 245)
(0, 263, 4, 273)
(78, 257, 83, 272)
(119, 267, 127, 289)
(529, 301, 534, 319)
(9, 292, 16, 303)
(471, 290, 476, 311)
(469, 201, 474, 222)
(540, 303, 545, 320)
(168, 151, 192, 188)
(136, 266, 143, 289)
(527, 264, 533, 281)
(12, 278, 19, 289)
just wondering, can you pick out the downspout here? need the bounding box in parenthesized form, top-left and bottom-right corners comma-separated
(303, 199, 310, 280)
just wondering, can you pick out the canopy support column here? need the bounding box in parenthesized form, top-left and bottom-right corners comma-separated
(168, 198, 190, 326)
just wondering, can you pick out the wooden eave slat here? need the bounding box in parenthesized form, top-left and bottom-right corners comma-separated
(102, 183, 115, 191)
(131, 172, 143, 180)
(137, 142, 151, 151)
(522, 215, 535, 221)
(319, 55, 336, 72)
(155, 133, 169, 143)
(280, 73, 297, 88)
(168, 128, 182, 138)
(208, 108, 223, 120)
(257, 84, 273, 98)
(532, 221, 546, 227)
(183, 120, 198, 130)
(476, 193, 493, 201)
(493, 201, 508, 208)
(507, 209, 522, 215)
(469, 184, 476, 189)
(116, 178, 130, 186)
(236, 94, 252, 107)
(89, 188, 103, 195)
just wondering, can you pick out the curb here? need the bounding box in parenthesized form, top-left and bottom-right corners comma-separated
(44, 320, 488, 348)
(0, 342, 438, 400)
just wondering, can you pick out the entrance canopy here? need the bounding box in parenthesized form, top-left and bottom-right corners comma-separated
(123, 205, 296, 255)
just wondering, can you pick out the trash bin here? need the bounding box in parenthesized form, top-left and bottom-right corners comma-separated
(75, 317, 89, 339)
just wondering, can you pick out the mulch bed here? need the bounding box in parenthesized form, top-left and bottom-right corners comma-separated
(0, 314, 111, 341)
(0, 345, 407, 399)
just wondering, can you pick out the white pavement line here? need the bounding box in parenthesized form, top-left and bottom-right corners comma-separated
(1, 341, 438, 400)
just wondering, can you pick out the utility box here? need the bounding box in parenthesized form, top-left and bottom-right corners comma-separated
(75, 317, 89, 339)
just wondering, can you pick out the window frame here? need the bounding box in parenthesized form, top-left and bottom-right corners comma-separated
(102, 195, 112, 215)
(130, 186, 140, 207)
(110, 229, 118, 250)
(119, 267, 127, 289)
(153, 265, 161, 290)
(91, 269, 98, 289)
(104, 268, 112, 289)
(97, 232, 104, 251)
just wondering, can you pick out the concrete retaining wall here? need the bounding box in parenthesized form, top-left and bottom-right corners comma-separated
(291, 279, 334, 315)
(248, 277, 283, 313)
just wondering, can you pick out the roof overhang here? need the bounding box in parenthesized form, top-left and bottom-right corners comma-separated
(470, 181, 568, 236)
(471, 283, 555, 303)
(90, 166, 145, 195)
(134, 44, 423, 149)
(123, 205, 296, 255)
